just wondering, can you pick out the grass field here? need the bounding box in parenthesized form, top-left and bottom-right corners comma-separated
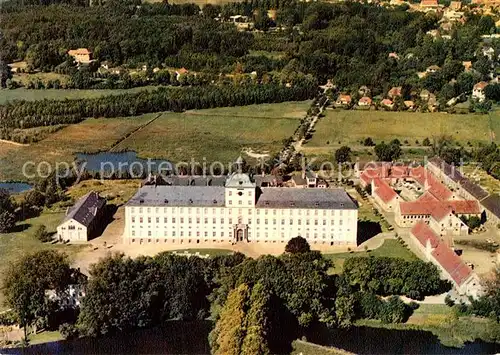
(0, 86, 158, 104)
(0, 213, 85, 310)
(116, 101, 310, 163)
(306, 110, 500, 156)
(0, 101, 309, 180)
(324, 239, 417, 274)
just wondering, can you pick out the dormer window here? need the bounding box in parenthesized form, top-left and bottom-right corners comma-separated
(213, 199, 217, 204)
(164, 199, 168, 204)
(189, 199, 193, 204)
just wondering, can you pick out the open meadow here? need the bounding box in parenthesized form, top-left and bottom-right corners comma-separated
(305, 109, 500, 157)
(0, 101, 309, 180)
(119, 101, 310, 163)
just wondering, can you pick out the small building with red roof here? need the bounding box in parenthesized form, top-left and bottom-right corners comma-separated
(372, 178, 399, 211)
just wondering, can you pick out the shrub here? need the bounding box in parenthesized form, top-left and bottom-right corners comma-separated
(34, 225, 52, 242)
(59, 323, 79, 340)
(445, 294, 455, 307)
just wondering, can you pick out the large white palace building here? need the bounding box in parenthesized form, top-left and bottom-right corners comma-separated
(123, 173, 358, 246)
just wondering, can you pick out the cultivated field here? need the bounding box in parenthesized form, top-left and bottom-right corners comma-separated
(0, 86, 158, 104)
(306, 110, 500, 156)
(117, 101, 310, 163)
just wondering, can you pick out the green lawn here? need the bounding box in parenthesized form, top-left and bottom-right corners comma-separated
(324, 239, 417, 274)
(0, 213, 86, 310)
(308, 110, 499, 155)
(0, 87, 159, 104)
(291, 340, 353, 355)
(29, 330, 64, 345)
(119, 101, 310, 163)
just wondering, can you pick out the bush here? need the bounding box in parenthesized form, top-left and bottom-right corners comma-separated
(0, 310, 18, 326)
(59, 323, 79, 340)
(34, 225, 52, 242)
(445, 294, 455, 307)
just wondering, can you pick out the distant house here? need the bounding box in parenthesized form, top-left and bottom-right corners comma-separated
(381, 98, 394, 109)
(358, 85, 371, 96)
(57, 191, 106, 243)
(372, 178, 400, 212)
(388, 52, 399, 60)
(481, 47, 495, 60)
(420, 0, 439, 10)
(449, 1, 462, 10)
(336, 94, 352, 106)
(426, 65, 441, 73)
(404, 100, 415, 109)
(420, 89, 431, 101)
(67, 48, 93, 64)
(358, 96, 372, 107)
(175, 67, 189, 80)
(472, 81, 488, 102)
(291, 171, 317, 188)
(46, 270, 87, 309)
(462, 61, 472, 72)
(388, 86, 402, 99)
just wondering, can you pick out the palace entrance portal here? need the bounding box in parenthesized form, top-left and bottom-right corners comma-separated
(233, 222, 249, 243)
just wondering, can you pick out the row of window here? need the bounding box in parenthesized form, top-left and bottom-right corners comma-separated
(130, 230, 347, 239)
(131, 216, 348, 226)
(129, 206, 348, 217)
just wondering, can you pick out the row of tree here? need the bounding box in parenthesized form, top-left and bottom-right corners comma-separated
(0, 80, 317, 129)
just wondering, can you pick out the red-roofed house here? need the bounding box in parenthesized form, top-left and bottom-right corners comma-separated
(420, 0, 439, 9)
(410, 222, 482, 298)
(175, 67, 189, 80)
(336, 94, 352, 106)
(388, 86, 402, 99)
(381, 99, 394, 109)
(358, 96, 372, 107)
(372, 178, 399, 211)
(67, 48, 93, 64)
(472, 81, 488, 102)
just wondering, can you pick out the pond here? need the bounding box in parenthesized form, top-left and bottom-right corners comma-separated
(0, 182, 33, 194)
(75, 151, 171, 177)
(4, 322, 500, 355)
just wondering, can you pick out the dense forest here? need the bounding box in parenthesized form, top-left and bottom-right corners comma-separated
(1, 0, 498, 96)
(2, 245, 452, 351)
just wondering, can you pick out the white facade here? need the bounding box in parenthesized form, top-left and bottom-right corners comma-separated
(57, 219, 88, 242)
(123, 174, 358, 247)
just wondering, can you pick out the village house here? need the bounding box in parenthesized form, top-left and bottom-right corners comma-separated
(358, 96, 372, 107)
(388, 86, 402, 99)
(404, 100, 415, 110)
(336, 94, 352, 106)
(175, 67, 189, 80)
(462, 61, 473, 72)
(290, 170, 318, 188)
(388, 52, 400, 60)
(420, 89, 431, 101)
(372, 178, 400, 211)
(426, 65, 441, 73)
(56, 191, 106, 243)
(410, 222, 482, 298)
(67, 48, 93, 64)
(481, 46, 495, 60)
(449, 1, 462, 10)
(358, 85, 371, 96)
(420, 0, 439, 11)
(381, 98, 394, 109)
(472, 81, 488, 101)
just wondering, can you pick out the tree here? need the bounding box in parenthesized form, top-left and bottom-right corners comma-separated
(335, 146, 352, 163)
(25, 190, 45, 208)
(0, 188, 16, 233)
(3, 250, 72, 340)
(374, 142, 402, 161)
(0, 59, 13, 88)
(241, 283, 271, 355)
(210, 284, 250, 355)
(423, 137, 431, 146)
(364, 137, 375, 147)
(285, 236, 311, 254)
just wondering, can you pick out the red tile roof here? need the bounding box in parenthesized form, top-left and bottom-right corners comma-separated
(388, 87, 402, 97)
(431, 243, 472, 286)
(418, 191, 439, 203)
(411, 221, 440, 248)
(359, 96, 372, 105)
(373, 178, 398, 203)
(421, 0, 438, 6)
(474, 81, 488, 90)
(399, 200, 481, 217)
